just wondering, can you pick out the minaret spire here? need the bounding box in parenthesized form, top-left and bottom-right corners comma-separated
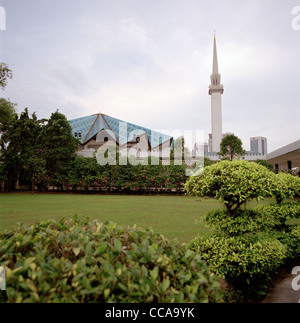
(210, 31, 221, 86)
(208, 31, 224, 153)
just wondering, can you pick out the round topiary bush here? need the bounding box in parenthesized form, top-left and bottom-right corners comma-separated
(0, 218, 222, 303)
(185, 160, 276, 217)
(189, 233, 286, 301)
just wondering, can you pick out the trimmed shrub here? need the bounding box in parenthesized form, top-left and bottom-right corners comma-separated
(269, 173, 300, 204)
(256, 202, 300, 229)
(185, 160, 276, 217)
(205, 209, 276, 237)
(267, 226, 300, 260)
(0, 218, 222, 303)
(189, 234, 286, 301)
(185, 160, 300, 301)
(290, 226, 300, 256)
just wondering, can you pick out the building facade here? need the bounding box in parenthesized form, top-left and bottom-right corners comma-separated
(68, 113, 173, 159)
(250, 137, 268, 155)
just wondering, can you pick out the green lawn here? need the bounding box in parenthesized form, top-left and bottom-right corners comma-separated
(0, 193, 274, 243)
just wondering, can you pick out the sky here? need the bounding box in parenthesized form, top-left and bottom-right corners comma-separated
(0, 0, 300, 153)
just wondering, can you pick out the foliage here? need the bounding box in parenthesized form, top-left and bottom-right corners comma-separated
(256, 202, 300, 229)
(170, 136, 190, 161)
(39, 110, 79, 181)
(269, 172, 300, 204)
(0, 108, 45, 189)
(1, 109, 79, 190)
(204, 209, 276, 237)
(0, 98, 17, 148)
(218, 134, 246, 161)
(0, 63, 13, 90)
(256, 159, 273, 171)
(204, 157, 213, 167)
(0, 218, 222, 303)
(189, 233, 286, 301)
(46, 155, 187, 193)
(265, 228, 300, 261)
(185, 160, 276, 216)
(186, 159, 300, 301)
(0, 163, 5, 183)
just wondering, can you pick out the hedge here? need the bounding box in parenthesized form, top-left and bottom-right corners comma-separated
(189, 233, 286, 301)
(0, 218, 222, 303)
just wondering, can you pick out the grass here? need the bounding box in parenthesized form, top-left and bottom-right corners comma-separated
(0, 193, 275, 243)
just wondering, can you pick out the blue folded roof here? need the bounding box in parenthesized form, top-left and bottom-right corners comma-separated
(68, 113, 173, 148)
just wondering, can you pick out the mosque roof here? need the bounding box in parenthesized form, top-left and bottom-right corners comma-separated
(68, 113, 173, 149)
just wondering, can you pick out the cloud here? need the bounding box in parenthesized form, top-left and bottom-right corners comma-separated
(3, 0, 300, 153)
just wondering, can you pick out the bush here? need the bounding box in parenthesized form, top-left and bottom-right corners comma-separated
(189, 234, 286, 301)
(185, 160, 300, 301)
(0, 218, 222, 303)
(266, 226, 300, 260)
(185, 160, 276, 217)
(205, 209, 276, 237)
(269, 173, 300, 204)
(257, 202, 300, 229)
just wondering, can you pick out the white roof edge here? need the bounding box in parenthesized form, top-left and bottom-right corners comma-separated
(267, 139, 300, 160)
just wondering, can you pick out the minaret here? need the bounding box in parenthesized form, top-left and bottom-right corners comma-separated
(209, 32, 224, 153)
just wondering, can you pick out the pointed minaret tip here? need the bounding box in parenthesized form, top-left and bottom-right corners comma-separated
(209, 31, 224, 94)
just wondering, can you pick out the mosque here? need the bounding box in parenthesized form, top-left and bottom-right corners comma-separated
(68, 34, 299, 172)
(68, 113, 173, 159)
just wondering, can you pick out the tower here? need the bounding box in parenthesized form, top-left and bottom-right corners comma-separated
(250, 137, 268, 155)
(209, 32, 224, 153)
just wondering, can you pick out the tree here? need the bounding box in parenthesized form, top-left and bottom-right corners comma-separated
(0, 108, 45, 189)
(185, 160, 276, 217)
(170, 136, 191, 162)
(219, 134, 245, 161)
(0, 64, 15, 184)
(0, 63, 13, 90)
(0, 98, 17, 149)
(39, 110, 79, 185)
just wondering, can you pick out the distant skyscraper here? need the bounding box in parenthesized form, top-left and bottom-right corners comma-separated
(250, 137, 267, 155)
(209, 32, 224, 153)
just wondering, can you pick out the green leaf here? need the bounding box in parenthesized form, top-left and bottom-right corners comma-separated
(97, 242, 107, 254)
(24, 257, 36, 269)
(114, 238, 122, 252)
(104, 288, 110, 298)
(185, 249, 193, 259)
(150, 266, 159, 281)
(73, 247, 80, 256)
(162, 278, 170, 292)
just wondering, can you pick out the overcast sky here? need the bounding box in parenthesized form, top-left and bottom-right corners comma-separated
(1, 0, 300, 152)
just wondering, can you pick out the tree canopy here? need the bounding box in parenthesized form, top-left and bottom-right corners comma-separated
(185, 160, 276, 217)
(0, 108, 79, 190)
(0, 63, 12, 90)
(219, 134, 246, 161)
